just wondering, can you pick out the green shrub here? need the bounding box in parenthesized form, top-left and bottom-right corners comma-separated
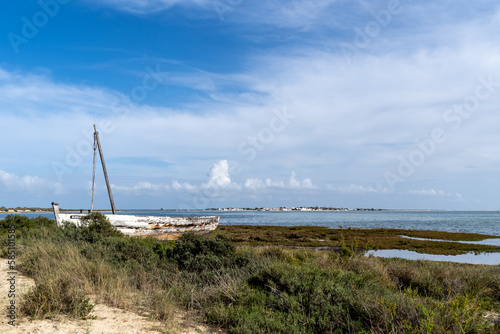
(92, 236, 160, 271)
(171, 233, 247, 273)
(153, 241, 174, 260)
(240, 263, 380, 333)
(0, 215, 56, 234)
(80, 212, 123, 239)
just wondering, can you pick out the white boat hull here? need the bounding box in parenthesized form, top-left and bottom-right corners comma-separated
(52, 203, 219, 240)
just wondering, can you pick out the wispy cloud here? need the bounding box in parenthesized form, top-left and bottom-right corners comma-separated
(88, 0, 213, 14)
(232, 0, 341, 29)
(0, 68, 124, 117)
(112, 181, 169, 196)
(88, 0, 341, 26)
(334, 184, 388, 194)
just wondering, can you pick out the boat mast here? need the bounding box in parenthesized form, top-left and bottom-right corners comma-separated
(90, 132, 97, 212)
(93, 124, 117, 214)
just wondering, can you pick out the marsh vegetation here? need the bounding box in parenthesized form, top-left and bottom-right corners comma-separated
(216, 225, 500, 255)
(1, 214, 499, 333)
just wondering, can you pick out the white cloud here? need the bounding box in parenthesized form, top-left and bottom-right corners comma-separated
(226, 0, 340, 29)
(335, 184, 385, 194)
(244, 172, 314, 190)
(172, 180, 197, 191)
(409, 189, 463, 199)
(0, 169, 63, 194)
(0, 70, 121, 117)
(201, 160, 240, 190)
(244, 178, 285, 190)
(207, 160, 231, 187)
(112, 181, 168, 196)
(288, 171, 314, 189)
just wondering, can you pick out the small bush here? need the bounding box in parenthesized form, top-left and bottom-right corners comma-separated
(57, 212, 123, 243)
(80, 212, 123, 238)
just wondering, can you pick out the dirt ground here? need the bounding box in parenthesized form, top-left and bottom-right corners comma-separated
(0, 259, 212, 334)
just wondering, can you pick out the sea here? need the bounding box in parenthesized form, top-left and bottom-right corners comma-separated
(2, 210, 500, 264)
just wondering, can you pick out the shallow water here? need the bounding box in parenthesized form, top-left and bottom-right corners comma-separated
(367, 249, 500, 265)
(400, 235, 500, 246)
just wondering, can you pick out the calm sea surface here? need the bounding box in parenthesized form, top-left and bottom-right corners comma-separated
(4, 210, 499, 236)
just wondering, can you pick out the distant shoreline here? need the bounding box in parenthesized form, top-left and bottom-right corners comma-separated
(0, 210, 117, 214)
(1, 208, 499, 214)
(0, 210, 49, 213)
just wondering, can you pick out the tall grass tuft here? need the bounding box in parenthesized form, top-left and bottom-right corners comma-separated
(21, 276, 94, 319)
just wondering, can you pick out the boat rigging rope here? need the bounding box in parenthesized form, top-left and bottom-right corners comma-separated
(90, 128, 97, 212)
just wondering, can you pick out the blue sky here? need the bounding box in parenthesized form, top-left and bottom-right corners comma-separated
(1, 0, 500, 210)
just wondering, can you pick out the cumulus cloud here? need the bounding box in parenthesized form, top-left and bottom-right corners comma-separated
(207, 160, 231, 187)
(202, 160, 240, 190)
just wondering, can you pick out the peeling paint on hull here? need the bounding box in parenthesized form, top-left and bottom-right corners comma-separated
(54, 209, 219, 240)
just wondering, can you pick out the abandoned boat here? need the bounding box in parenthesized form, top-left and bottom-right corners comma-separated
(52, 125, 219, 240)
(51, 202, 219, 240)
